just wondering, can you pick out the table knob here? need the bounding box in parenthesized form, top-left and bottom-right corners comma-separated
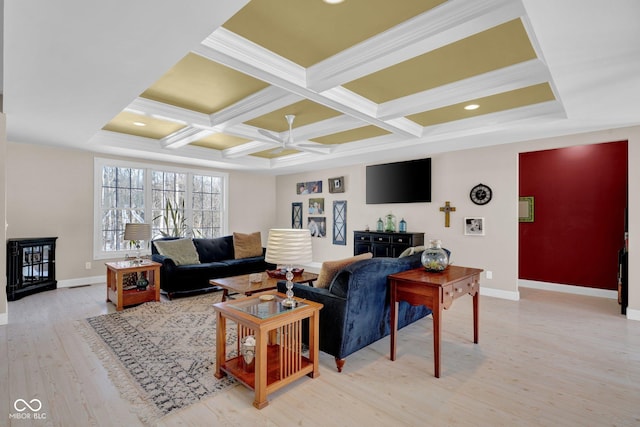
(456, 287, 463, 293)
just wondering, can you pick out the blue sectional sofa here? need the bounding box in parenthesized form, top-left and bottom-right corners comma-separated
(152, 236, 275, 298)
(278, 253, 431, 372)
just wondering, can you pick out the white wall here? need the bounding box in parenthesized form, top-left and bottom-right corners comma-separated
(0, 114, 7, 324)
(275, 126, 640, 316)
(5, 142, 276, 284)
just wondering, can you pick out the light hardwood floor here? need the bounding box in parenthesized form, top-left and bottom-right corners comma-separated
(1, 283, 639, 426)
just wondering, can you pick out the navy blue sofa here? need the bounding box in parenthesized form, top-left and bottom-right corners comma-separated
(152, 236, 275, 298)
(278, 254, 431, 372)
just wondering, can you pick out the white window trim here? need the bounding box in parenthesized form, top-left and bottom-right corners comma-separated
(93, 157, 229, 260)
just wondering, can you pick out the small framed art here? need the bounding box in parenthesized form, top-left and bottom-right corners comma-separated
(464, 217, 485, 236)
(329, 176, 345, 193)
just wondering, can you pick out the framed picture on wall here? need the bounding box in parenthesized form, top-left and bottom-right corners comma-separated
(307, 216, 326, 238)
(308, 198, 324, 214)
(296, 181, 323, 194)
(292, 202, 303, 229)
(333, 200, 347, 245)
(329, 176, 345, 193)
(464, 217, 485, 236)
(519, 196, 534, 222)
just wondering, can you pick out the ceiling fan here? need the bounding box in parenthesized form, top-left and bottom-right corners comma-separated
(258, 115, 333, 155)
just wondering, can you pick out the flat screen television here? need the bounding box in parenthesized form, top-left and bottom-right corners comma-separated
(366, 158, 431, 204)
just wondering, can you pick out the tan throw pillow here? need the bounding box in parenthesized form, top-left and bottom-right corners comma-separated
(398, 245, 426, 258)
(153, 239, 200, 266)
(315, 252, 373, 289)
(233, 232, 263, 259)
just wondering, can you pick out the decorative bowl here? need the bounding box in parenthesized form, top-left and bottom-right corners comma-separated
(266, 268, 304, 279)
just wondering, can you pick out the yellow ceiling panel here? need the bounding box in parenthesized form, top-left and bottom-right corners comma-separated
(408, 83, 556, 127)
(140, 53, 269, 114)
(191, 133, 251, 150)
(245, 99, 342, 131)
(102, 111, 186, 139)
(251, 148, 300, 159)
(310, 125, 390, 145)
(223, 0, 445, 67)
(344, 19, 537, 104)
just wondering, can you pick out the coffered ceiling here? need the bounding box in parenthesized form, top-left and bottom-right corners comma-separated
(4, 0, 640, 174)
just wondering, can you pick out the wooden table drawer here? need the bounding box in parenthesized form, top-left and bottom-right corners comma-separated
(372, 235, 391, 243)
(354, 234, 371, 242)
(392, 235, 411, 244)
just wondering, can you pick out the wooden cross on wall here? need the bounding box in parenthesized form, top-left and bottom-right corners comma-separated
(439, 201, 456, 227)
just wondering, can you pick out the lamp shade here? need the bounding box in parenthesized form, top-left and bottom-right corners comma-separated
(124, 223, 151, 241)
(265, 228, 312, 265)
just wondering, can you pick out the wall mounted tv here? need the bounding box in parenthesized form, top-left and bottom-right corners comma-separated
(366, 158, 431, 204)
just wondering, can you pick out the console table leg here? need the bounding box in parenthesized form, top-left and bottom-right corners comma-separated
(433, 306, 441, 378)
(473, 292, 479, 344)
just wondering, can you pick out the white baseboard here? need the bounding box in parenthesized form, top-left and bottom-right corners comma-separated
(0, 310, 7, 325)
(58, 275, 104, 288)
(480, 287, 520, 301)
(519, 279, 618, 299)
(626, 308, 640, 321)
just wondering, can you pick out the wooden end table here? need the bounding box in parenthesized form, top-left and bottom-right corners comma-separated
(388, 265, 482, 377)
(105, 260, 161, 311)
(213, 291, 323, 409)
(210, 271, 318, 301)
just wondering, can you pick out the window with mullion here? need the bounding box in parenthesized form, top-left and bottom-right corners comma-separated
(100, 166, 145, 252)
(151, 171, 187, 238)
(95, 158, 228, 259)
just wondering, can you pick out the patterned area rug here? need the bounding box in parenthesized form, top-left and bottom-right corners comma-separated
(77, 292, 238, 425)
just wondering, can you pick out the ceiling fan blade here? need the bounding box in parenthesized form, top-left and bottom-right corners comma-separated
(258, 128, 283, 143)
(293, 143, 334, 154)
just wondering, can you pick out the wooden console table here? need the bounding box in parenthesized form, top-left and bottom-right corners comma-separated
(388, 265, 482, 377)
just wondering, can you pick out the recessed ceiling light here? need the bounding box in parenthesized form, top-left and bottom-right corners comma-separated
(464, 104, 480, 111)
(323, 0, 345, 4)
(133, 121, 147, 127)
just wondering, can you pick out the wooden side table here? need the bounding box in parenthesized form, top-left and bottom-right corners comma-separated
(213, 292, 323, 409)
(105, 260, 161, 311)
(388, 265, 482, 377)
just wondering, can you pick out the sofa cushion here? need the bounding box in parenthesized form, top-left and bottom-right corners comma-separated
(153, 238, 201, 266)
(233, 232, 263, 259)
(193, 236, 234, 263)
(316, 252, 373, 289)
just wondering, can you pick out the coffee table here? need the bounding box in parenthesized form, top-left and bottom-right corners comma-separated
(213, 291, 323, 408)
(210, 271, 318, 301)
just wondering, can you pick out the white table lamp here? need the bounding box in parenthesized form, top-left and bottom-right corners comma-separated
(265, 228, 312, 307)
(124, 223, 151, 263)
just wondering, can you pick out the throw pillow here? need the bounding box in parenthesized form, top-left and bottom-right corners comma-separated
(315, 252, 373, 288)
(233, 232, 263, 259)
(153, 239, 200, 266)
(398, 245, 426, 258)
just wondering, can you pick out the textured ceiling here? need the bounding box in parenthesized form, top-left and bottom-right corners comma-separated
(5, 0, 640, 173)
(99, 0, 561, 167)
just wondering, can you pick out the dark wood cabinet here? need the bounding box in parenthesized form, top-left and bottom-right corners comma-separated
(353, 231, 424, 258)
(6, 237, 57, 301)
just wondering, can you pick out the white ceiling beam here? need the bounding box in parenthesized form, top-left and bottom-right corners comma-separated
(125, 97, 210, 127)
(160, 126, 215, 149)
(209, 85, 303, 128)
(306, 0, 526, 92)
(377, 59, 553, 120)
(195, 28, 419, 138)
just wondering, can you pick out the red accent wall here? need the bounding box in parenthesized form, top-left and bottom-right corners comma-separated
(519, 141, 627, 289)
